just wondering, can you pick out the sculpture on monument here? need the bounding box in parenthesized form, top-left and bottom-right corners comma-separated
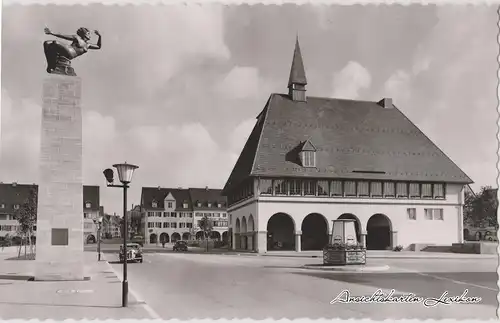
(43, 27, 102, 76)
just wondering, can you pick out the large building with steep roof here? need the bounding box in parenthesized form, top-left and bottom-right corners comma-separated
(140, 186, 228, 244)
(222, 38, 473, 253)
(0, 182, 101, 244)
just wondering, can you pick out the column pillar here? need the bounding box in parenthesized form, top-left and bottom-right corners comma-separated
(295, 230, 302, 252)
(390, 231, 398, 249)
(360, 231, 367, 249)
(231, 231, 237, 250)
(256, 231, 267, 253)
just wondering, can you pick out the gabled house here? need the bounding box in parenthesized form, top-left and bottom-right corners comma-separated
(222, 37, 473, 253)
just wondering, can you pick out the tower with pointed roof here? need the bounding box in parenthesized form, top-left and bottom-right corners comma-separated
(288, 37, 308, 102)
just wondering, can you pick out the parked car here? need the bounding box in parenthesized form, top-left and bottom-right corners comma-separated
(119, 243, 143, 263)
(173, 240, 188, 252)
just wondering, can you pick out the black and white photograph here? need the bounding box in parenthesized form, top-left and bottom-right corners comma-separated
(0, 1, 498, 320)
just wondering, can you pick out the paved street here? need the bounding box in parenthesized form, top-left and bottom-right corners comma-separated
(107, 251, 498, 320)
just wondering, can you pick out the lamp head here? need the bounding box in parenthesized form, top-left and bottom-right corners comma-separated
(103, 168, 114, 184)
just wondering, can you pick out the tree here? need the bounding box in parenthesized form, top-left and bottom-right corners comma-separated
(464, 186, 498, 228)
(198, 214, 214, 252)
(13, 188, 37, 259)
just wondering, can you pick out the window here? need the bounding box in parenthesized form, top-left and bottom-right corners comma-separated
(167, 202, 173, 208)
(357, 182, 369, 197)
(171, 212, 177, 218)
(371, 182, 382, 197)
(197, 202, 201, 207)
(148, 222, 154, 228)
(384, 182, 395, 197)
(409, 183, 420, 198)
(317, 180, 329, 196)
(304, 180, 316, 196)
(163, 212, 168, 217)
(434, 184, 445, 198)
(222, 213, 227, 218)
(424, 208, 443, 220)
(148, 212, 154, 217)
(85, 202, 92, 208)
(289, 180, 302, 195)
(0, 203, 5, 208)
(189, 213, 193, 218)
(156, 222, 162, 228)
(171, 223, 177, 229)
(422, 184, 432, 198)
(407, 208, 417, 220)
(217, 203, 222, 208)
(13, 204, 20, 210)
(260, 179, 273, 195)
(301, 151, 316, 167)
(152, 201, 157, 208)
(274, 179, 288, 195)
(187, 223, 193, 228)
(331, 181, 343, 197)
(155, 211, 162, 217)
(179, 223, 186, 228)
(163, 222, 168, 228)
(344, 181, 356, 196)
(183, 203, 188, 208)
(396, 183, 408, 198)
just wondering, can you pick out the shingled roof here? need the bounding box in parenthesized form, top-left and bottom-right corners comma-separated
(140, 187, 227, 211)
(222, 40, 473, 194)
(0, 183, 100, 213)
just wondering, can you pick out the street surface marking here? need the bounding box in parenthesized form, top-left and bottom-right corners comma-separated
(391, 265, 497, 291)
(104, 258, 161, 319)
(56, 289, 94, 294)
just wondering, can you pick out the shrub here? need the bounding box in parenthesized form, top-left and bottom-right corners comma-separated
(393, 245, 404, 252)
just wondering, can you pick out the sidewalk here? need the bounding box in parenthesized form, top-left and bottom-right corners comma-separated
(0, 250, 154, 319)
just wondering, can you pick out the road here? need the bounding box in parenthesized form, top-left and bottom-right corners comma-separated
(106, 250, 498, 319)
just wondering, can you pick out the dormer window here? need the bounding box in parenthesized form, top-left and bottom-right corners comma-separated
(0, 203, 5, 209)
(85, 202, 92, 209)
(197, 201, 201, 207)
(13, 204, 20, 210)
(208, 203, 212, 208)
(299, 140, 317, 168)
(152, 200, 158, 208)
(183, 202, 188, 208)
(217, 203, 221, 208)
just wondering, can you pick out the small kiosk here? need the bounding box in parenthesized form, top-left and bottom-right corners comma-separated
(323, 219, 366, 266)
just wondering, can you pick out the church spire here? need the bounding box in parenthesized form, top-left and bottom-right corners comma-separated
(287, 36, 307, 102)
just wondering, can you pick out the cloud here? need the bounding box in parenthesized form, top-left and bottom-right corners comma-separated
(229, 118, 257, 153)
(216, 67, 261, 99)
(331, 61, 372, 99)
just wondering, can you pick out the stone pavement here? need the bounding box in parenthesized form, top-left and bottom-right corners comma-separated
(0, 249, 153, 319)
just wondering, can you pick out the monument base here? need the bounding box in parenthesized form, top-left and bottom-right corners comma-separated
(35, 74, 85, 281)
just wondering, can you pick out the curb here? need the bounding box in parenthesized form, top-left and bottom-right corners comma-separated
(101, 253, 160, 319)
(302, 264, 390, 272)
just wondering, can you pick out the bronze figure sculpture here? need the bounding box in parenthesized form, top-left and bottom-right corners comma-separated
(43, 27, 101, 76)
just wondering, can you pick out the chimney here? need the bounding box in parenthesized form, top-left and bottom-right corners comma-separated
(377, 98, 393, 109)
(205, 186, 209, 191)
(12, 182, 17, 187)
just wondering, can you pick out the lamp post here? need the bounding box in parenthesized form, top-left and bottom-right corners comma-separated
(103, 162, 139, 308)
(93, 215, 103, 261)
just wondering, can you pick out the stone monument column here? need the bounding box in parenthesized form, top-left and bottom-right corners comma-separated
(35, 74, 86, 281)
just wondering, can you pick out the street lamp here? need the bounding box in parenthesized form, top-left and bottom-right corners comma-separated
(93, 215, 103, 261)
(103, 162, 139, 308)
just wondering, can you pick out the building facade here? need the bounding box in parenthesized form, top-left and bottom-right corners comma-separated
(0, 182, 101, 244)
(222, 38, 473, 253)
(141, 187, 228, 244)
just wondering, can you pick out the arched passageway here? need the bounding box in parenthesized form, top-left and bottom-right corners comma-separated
(149, 233, 157, 244)
(210, 231, 221, 241)
(182, 232, 190, 241)
(160, 233, 169, 243)
(171, 232, 181, 242)
(267, 213, 295, 250)
(248, 215, 255, 232)
(301, 213, 328, 250)
(196, 231, 205, 240)
(222, 231, 228, 243)
(87, 235, 96, 244)
(337, 213, 361, 242)
(366, 214, 392, 250)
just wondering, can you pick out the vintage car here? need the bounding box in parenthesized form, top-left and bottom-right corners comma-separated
(119, 243, 143, 263)
(173, 240, 188, 252)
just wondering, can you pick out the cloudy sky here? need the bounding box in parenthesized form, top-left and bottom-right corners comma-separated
(1, 4, 497, 215)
